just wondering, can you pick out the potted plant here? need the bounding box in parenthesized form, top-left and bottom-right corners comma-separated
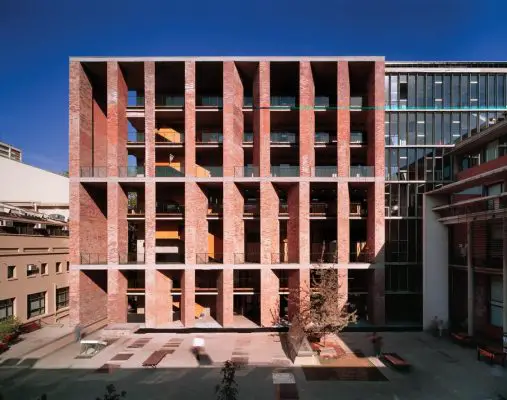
(0, 316, 22, 344)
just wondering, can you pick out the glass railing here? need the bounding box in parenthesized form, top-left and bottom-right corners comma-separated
(315, 132, 334, 143)
(350, 166, 374, 177)
(155, 130, 184, 144)
(234, 166, 259, 177)
(196, 132, 223, 143)
(350, 131, 365, 144)
(80, 167, 107, 178)
(118, 166, 145, 177)
(270, 132, 297, 144)
(80, 253, 107, 265)
(195, 166, 223, 177)
(312, 166, 337, 177)
(196, 253, 223, 264)
(271, 166, 300, 177)
(350, 96, 364, 109)
(243, 132, 254, 143)
(198, 96, 223, 107)
(156, 203, 184, 214)
(156, 95, 184, 107)
(315, 96, 330, 107)
(244, 96, 253, 107)
(155, 166, 185, 177)
(127, 95, 145, 107)
(243, 203, 260, 215)
(127, 132, 145, 143)
(271, 96, 296, 107)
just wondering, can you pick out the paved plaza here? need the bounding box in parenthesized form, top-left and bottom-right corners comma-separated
(0, 329, 507, 399)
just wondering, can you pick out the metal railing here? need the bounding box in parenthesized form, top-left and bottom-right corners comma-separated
(271, 96, 296, 107)
(234, 253, 261, 263)
(127, 207, 145, 215)
(271, 166, 300, 177)
(196, 253, 223, 264)
(207, 204, 223, 215)
(156, 204, 184, 214)
(270, 132, 297, 144)
(80, 167, 107, 178)
(350, 131, 366, 144)
(350, 203, 367, 217)
(271, 253, 292, 264)
(350, 96, 364, 109)
(243, 203, 259, 215)
(312, 166, 338, 177)
(119, 253, 145, 264)
(80, 253, 107, 265)
(315, 132, 335, 143)
(154, 130, 184, 144)
(155, 166, 185, 177)
(279, 203, 289, 214)
(234, 166, 259, 177)
(243, 132, 254, 143)
(118, 166, 145, 177)
(156, 95, 184, 107)
(310, 203, 331, 215)
(311, 252, 338, 263)
(127, 132, 145, 143)
(244, 96, 253, 107)
(195, 166, 223, 177)
(197, 96, 223, 107)
(127, 94, 144, 107)
(350, 166, 375, 178)
(315, 96, 330, 107)
(196, 132, 223, 144)
(349, 251, 375, 263)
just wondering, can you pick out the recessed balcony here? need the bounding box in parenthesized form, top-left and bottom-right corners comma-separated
(119, 252, 145, 264)
(234, 252, 261, 264)
(197, 96, 223, 108)
(196, 253, 223, 264)
(312, 166, 337, 177)
(234, 166, 259, 178)
(155, 94, 184, 108)
(271, 166, 299, 177)
(271, 96, 296, 108)
(155, 166, 185, 177)
(195, 166, 223, 178)
(118, 166, 145, 178)
(350, 166, 375, 178)
(127, 131, 145, 144)
(80, 167, 107, 178)
(80, 253, 107, 265)
(270, 132, 297, 145)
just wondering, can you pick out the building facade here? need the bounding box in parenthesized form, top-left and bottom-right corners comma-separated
(0, 158, 69, 324)
(424, 115, 507, 341)
(0, 141, 22, 162)
(69, 58, 507, 330)
(69, 57, 385, 328)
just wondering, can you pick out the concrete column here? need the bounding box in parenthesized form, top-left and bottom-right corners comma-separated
(107, 270, 128, 323)
(223, 61, 244, 177)
(145, 270, 172, 328)
(185, 182, 208, 264)
(107, 61, 128, 177)
(288, 268, 310, 321)
(253, 62, 270, 177)
(299, 61, 315, 177)
(217, 269, 234, 327)
(260, 268, 280, 326)
(107, 182, 128, 264)
(181, 269, 195, 327)
(260, 182, 279, 264)
(145, 181, 156, 265)
(185, 61, 196, 176)
(467, 222, 474, 336)
(223, 183, 244, 264)
(144, 61, 155, 178)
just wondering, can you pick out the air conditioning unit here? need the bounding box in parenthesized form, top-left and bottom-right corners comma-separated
(0, 220, 14, 227)
(27, 264, 38, 272)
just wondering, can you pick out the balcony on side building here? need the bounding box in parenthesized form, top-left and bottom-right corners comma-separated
(271, 166, 300, 177)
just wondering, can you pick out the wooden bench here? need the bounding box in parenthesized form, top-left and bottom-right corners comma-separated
(381, 352, 411, 371)
(450, 332, 474, 347)
(477, 345, 506, 366)
(142, 350, 169, 368)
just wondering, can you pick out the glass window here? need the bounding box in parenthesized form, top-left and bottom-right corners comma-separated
(426, 75, 433, 108)
(425, 148, 434, 181)
(451, 75, 460, 107)
(390, 76, 398, 107)
(27, 264, 38, 277)
(399, 113, 406, 145)
(385, 76, 390, 106)
(417, 75, 425, 108)
(435, 148, 444, 180)
(443, 75, 451, 108)
(470, 113, 478, 133)
(7, 265, 15, 279)
(399, 148, 408, 180)
(490, 278, 503, 327)
(0, 298, 14, 322)
(425, 113, 433, 144)
(66, 261, 70, 272)
(485, 140, 499, 162)
(451, 113, 460, 142)
(488, 75, 496, 108)
(479, 113, 488, 131)
(460, 113, 469, 139)
(470, 75, 479, 107)
(408, 113, 416, 145)
(56, 262, 62, 273)
(27, 292, 46, 319)
(389, 149, 398, 180)
(497, 75, 505, 107)
(390, 113, 398, 145)
(408, 149, 417, 180)
(41, 263, 47, 275)
(443, 113, 451, 144)
(479, 75, 486, 108)
(417, 148, 425, 181)
(416, 113, 425, 145)
(408, 75, 416, 108)
(434, 113, 442, 144)
(56, 287, 69, 310)
(460, 75, 469, 108)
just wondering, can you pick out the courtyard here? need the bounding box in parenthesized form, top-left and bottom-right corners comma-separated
(0, 329, 506, 399)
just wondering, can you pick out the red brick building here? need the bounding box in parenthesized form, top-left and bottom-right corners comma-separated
(424, 114, 507, 342)
(69, 57, 385, 328)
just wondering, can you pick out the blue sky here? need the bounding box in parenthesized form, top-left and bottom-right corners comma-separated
(1, 0, 507, 172)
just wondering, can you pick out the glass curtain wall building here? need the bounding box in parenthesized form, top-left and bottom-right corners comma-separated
(384, 62, 507, 325)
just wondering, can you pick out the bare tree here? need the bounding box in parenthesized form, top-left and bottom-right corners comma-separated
(215, 360, 239, 400)
(289, 265, 356, 344)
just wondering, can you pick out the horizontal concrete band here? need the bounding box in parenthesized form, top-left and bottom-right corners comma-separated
(71, 263, 383, 270)
(72, 177, 384, 183)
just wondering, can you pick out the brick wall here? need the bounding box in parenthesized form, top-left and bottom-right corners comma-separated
(260, 268, 279, 326)
(217, 269, 234, 326)
(299, 61, 315, 177)
(260, 182, 279, 263)
(185, 61, 196, 176)
(253, 62, 270, 176)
